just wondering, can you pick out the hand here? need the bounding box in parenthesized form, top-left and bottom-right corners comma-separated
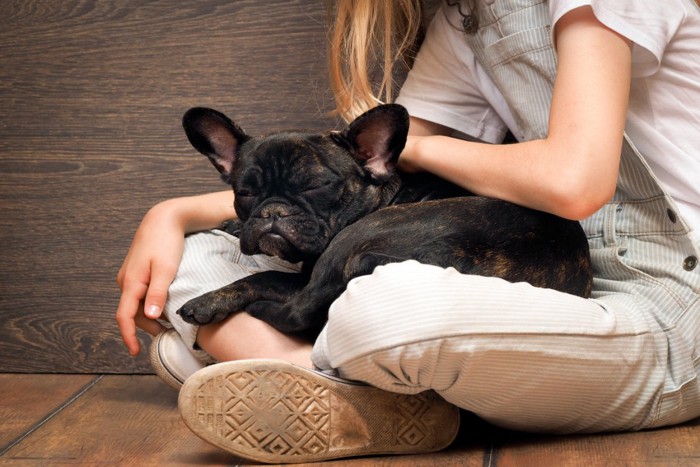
(115, 191, 236, 355)
(115, 201, 185, 356)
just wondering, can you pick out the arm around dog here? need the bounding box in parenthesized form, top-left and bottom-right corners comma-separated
(399, 7, 630, 221)
(116, 190, 235, 356)
(160, 190, 237, 233)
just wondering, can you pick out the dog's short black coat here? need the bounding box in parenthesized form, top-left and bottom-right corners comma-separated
(177, 104, 592, 339)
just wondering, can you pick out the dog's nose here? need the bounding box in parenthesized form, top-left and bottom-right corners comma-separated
(260, 203, 290, 220)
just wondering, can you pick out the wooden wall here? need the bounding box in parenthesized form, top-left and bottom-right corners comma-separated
(0, 0, 337, 373)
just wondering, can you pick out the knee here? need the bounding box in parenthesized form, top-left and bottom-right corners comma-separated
(324, 260, 456, 351)
(329, 260, 424, 320)
(318, 260, 525, 371)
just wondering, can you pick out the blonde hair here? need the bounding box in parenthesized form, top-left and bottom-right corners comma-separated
(328, 0, 423, 122)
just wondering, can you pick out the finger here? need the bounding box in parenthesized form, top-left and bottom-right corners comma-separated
(116, 307, 141, 356)
(116, 264, 126, 290)
(116, 245, 136, 291)
(135, 308, 167, 336)
(143, 262, 177, 320)
(115, 280, 148, 356)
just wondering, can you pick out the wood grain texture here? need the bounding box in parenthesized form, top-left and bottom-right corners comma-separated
(0, 0, 337, 373)
(1, 375, 486, 466)
(3, 375, 698, 466)
(1, 375, 230, 464)
(0, 374, 98, 453)
(495, 420, 700, 466)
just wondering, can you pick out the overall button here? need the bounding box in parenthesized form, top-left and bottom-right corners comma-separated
(667, 208, 677, 223)
(683, 256, 697, 271)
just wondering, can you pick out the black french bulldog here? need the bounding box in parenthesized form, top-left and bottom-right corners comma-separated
(177, 104, 592, 339)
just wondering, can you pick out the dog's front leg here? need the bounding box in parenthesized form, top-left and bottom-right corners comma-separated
(177, 270, 308, 325)
(247, 250, 405, 338)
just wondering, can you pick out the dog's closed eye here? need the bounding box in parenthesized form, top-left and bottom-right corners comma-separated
(301, 180, 334, 195)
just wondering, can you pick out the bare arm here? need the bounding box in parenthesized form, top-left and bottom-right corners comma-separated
(116, 190, 235, 355)
(163, 190, 237, 233)
(400, 6, 632, 220)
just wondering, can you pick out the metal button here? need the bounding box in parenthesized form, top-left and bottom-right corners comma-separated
(683, 256, 698, 271)
(462, 15, 476, 33)
(667, 208, 677, 223)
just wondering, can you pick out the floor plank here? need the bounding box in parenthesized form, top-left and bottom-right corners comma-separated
(494, 419, 700, 466)
(1, 375, 231, 465)
(0, 374, 98, 455)
(0, 375, 485, 466)
(2, 375, 698, 466)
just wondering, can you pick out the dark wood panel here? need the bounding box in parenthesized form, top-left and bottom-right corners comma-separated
(0, 0, 337, 372)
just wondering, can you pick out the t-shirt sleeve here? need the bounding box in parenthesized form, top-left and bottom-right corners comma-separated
(549, 0, 686, 77)
(396, 5, 509, 143)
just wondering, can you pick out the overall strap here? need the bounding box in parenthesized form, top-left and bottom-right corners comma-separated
(457, 1, 687, 216)
(461, 0, 554, 141)
(455, 0, 697, 257)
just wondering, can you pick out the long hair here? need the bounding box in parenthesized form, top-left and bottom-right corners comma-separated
(327, 1, 477, 123)
(327, 0, 423, 122)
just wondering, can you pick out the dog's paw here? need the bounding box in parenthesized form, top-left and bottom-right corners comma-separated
(219, 219, 242, 237)
(177, 296, 231, 325)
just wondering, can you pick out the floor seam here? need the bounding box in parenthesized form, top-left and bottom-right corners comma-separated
(0, 375, 104, 457)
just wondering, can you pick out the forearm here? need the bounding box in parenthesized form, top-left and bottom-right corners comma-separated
(152, 190, 236, 234)
(403, 135, 618, 220)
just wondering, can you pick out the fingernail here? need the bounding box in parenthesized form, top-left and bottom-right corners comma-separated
(147, 305, 160, 318)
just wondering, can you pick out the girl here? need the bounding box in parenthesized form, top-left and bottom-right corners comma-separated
(116, 0, 700, 463)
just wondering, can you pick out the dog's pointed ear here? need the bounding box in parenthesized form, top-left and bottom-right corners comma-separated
(182, 107, 249, 174)
(342, 104, 410, 183)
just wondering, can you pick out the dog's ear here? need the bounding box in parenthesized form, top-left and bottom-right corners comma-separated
(182, 107, 249, 174)
(342, 104, 410, 183)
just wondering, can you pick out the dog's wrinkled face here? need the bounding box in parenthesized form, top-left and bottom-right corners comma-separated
(182, 105, 409, 263)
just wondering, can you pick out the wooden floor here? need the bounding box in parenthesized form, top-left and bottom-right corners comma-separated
(2, 374, 699, 466)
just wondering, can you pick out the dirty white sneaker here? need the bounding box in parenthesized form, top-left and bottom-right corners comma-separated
(149, 328, 212, 390)
(178, 359, 460, 463)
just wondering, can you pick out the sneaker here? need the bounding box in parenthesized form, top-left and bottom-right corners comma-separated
(149, 328, 211, 390)
(178, 359, 460, 464)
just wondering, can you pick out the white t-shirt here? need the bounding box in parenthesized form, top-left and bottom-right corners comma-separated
(397, 0, 700, 231)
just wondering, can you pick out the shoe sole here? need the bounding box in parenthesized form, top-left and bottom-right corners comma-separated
(149, 331, 185, 390)
(178, 359, 460, 464)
